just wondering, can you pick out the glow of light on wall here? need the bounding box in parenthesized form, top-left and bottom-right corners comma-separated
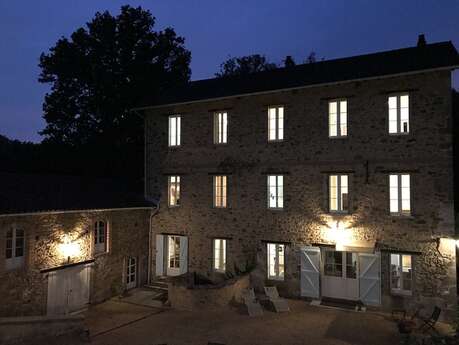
(58, 235, 81, 261)
(323, 220, 353, 250)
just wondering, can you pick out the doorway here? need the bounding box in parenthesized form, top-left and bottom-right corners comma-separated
(321, 249, 359, 301)
(126, 256, 137, 290)
(167, 235, 181, 276)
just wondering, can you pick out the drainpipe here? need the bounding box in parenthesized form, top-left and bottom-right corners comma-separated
(147, 204, 160, 285)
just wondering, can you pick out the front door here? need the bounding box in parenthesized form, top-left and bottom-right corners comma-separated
(126, 256, 137, 290)
(167, 235, 181, 276)
(321, 249, 359, 301)
(46, 263, 91, 315)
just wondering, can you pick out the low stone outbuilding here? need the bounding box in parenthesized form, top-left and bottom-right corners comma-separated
(0, 173, 154, 317)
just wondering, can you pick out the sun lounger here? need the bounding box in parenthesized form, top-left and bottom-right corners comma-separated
(241, 288, 264, 317)
(264, 286, 290, 312)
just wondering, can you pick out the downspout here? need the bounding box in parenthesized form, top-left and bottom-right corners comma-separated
(148, 204, 160, 285)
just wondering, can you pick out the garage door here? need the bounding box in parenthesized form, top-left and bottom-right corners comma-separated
(47, 263, 91, 315)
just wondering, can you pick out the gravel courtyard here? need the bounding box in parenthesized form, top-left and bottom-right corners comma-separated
(85, 299, 402, 345)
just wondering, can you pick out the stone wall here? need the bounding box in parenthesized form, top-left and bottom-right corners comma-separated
(0, 208, 151, 317)
(145, 71, 456, 316)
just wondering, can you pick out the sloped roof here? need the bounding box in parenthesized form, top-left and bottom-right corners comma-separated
(0, 172, 153, 215)
(139, 41, 459, 108)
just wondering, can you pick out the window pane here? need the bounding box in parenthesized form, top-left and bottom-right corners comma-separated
(268, 108, 276, 140)
(222, 112, 228, 143)
(346, 252, 357, 279)
(267, 244, 276, 278)
(329, 101, 337, 114)
(177, 116, 181, 145)
(329, 113, 337, 137)
(278, 107, 284, 140)
(400, 95, 409, 108)
(277, 244, 285, 279)
(388, 96, 397, 109)
(390, 254, 401, 289)
(340, 100, 347, 113)
(324, 251, 342, 277)
(340, 112, 347, 136)
(329, 175, 338, 211)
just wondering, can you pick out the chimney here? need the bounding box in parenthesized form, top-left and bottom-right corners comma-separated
(417, 34, 426, 47)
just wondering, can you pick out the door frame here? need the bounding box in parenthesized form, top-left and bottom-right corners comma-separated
(125, 256, 137, 290)
(166, 235, 181, 276)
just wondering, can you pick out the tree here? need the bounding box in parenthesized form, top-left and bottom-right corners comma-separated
(283, 55, 296, 68)
(38, 6, 191, 179)
(305, 51, 317, 64)
(215, 54, 277, 78)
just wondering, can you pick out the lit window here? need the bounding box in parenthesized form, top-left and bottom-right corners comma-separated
(268, 106, 284, 141)
(168, 115, 181, 147)
(168, 176, 181, 207)
(329, 100, 348, 137)
(5, 228, 25, 270)
(213, 239, 227, 272)
(329, 174, 349, 213)
(388, 94, 409, 134)
(390, 253, 412, 294)
(94, 221, 108, 254)
(214, 112, 228, 144)
(389, 174, 411, 215)
(168, 236, 180, 269)
(267, 243, 285, 280)
(267, 175, 284, 209)
(213, 175, 227, 208)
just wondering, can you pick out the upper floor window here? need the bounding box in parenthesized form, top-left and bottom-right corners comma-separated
(168, 115, 181, 147)
(213, 175, 227, 208)
(389, 174, 411, 215)
(6, 228, 25, 270)
(267, 243, 285, 280)
(94, 221, 108, 254)
(388, 94, 409, 134)
(329, 174, 349, 213)
(267, 175, 284, 209)
(213, 238, 227, 272)
(168, 175, 181, 207)
(390, 253, 412, 295)
(329, 100, 348, 137)
(214, 111, 228, 144)
(268, 106, 284, 141)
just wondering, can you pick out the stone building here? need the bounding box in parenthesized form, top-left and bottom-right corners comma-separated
(0, 173, 153, 316)
(139, 38, 459, 318)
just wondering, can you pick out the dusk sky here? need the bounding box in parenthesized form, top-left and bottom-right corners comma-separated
(0, 1, 458, 143)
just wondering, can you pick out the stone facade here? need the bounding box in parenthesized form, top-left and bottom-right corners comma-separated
(145, 70, 457, 318)
(0, 208, 151, 317)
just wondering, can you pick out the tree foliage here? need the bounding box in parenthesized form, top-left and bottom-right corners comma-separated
(215, 54, 277, 78)
(38, 5, 191, 178)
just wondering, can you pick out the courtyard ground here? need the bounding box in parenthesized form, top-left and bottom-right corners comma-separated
(85, 299, 403, 345)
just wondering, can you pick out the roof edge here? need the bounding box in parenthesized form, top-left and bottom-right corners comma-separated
(0, 206, 156, 218)
(134, 65, 459, 112)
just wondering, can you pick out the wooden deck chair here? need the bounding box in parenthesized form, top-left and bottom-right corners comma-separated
(264, 286, 290, 312)
(418, 306, 441, 333)
(241, 288, 263, 317)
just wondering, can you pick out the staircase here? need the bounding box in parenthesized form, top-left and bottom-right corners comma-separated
(145, 277, 170, 307)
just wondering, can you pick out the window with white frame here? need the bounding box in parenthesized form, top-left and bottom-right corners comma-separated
(388, 94, 409, 134)
(94, 221, 108, 254)
(213, 239, 226, 272)
(213, 175, 227, 208)
(389, 174, 411, 215)
(168, 176, 181, 207)
(168, 115, 181, 147)
(6, 228, 25, 270)
(267, 243, 285, 280)
(329, 174, 349, 212)
(214, 111, 228, 144)
(267, 175, 284, 209)
(268, 106, 284, 141)
(329, 99, 348, 137)
(390, 253, 413, 294)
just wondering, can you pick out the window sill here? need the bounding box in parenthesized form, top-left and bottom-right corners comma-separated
(328, 136, 348, 140)
(267, 139, 285, 143)
(329, 211, 349, 215)
(390, 213, 413, 218)
(168, 205, 181, 209)
(267, 208, 284, 212)
(388, 132, 410, 137)
(391, 289, 412, 297)
(94, 251, 110, 258)
(267, 277, 285, 282)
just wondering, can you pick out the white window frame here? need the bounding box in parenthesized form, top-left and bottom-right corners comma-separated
(328, 99, 348, 138)
(267, 243, 285, 281)
(389, 174, 411, 216)
(390, 253, 413, 295)
(268, 106, 284, 141)
(213, 175, 227, 208)
(94, 221, 108, 254)
(168, 115, 181, 147)
(213, 111, 228, 144)
(388, 94, 409, 135)
(213, 239, 227, 272)
(5, 228, 25, 270)
(329, 174, 349, 213)
(267, 175, 284, 209)
(168, 175, 181, 207)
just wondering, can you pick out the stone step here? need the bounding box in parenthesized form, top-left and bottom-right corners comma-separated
(145, 285, 168, 292)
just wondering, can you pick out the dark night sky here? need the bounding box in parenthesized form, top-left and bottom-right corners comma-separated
(0, 1, 458, 143)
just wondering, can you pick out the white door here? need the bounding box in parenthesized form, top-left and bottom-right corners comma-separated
(47, 264, 91, 315)
(359, 253, 381, 306)
(300, 247, 320, 299)
(167, 235, 181, 276)
(321, 249, 359, 301)
(126, 257, 137, 290)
